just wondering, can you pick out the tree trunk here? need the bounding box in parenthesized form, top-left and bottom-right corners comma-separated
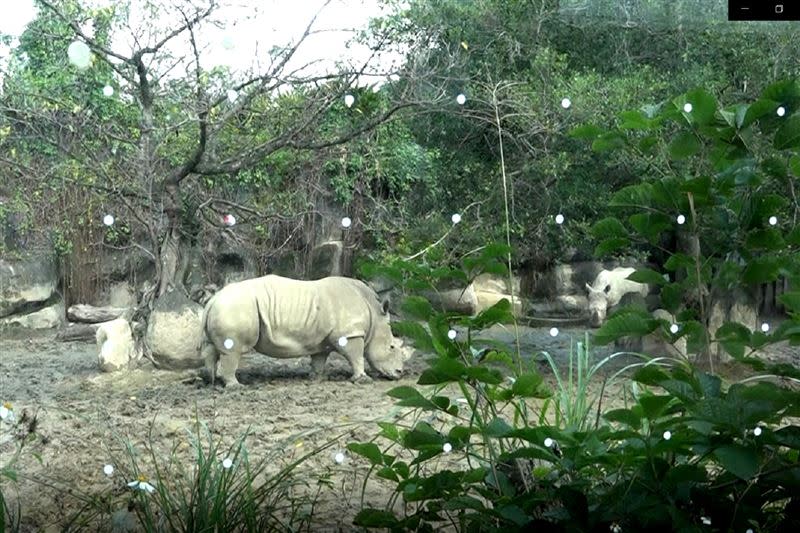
(57, 322, 102, 341)
(157, 180, 184, 297)
(67, 304, 127, 323)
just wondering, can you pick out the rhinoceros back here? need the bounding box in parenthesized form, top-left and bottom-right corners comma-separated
(252, 275, 374, 357)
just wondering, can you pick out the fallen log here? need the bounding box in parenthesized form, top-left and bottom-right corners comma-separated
(56, 322, 101, 342)
(67, 304, 127, 324)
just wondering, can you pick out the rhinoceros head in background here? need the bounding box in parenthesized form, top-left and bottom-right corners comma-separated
(363, 299, 413, 379)
(585, 267, 650, 328)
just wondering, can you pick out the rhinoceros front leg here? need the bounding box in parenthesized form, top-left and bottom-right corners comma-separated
(309, 353, 328, 381)
(335, 337, 371, 384)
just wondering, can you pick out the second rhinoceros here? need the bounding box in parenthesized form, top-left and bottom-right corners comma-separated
(200, 275, 410, 387)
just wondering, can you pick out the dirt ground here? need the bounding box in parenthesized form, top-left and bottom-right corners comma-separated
(1, 324, 797, 531)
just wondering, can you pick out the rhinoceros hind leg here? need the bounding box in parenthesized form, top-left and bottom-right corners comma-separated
(335, 337, 371, 384)
(310, 353, 328, 381)
(218, 351, 242, 388)
(201, 341, 219, 387)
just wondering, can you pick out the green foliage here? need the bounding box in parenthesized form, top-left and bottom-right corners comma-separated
(351, 250, 800, 531)
(580, 80, 800, 372)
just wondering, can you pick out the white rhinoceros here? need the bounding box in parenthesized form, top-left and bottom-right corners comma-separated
(200, 275, 410, 387)
(585, 267, 650, 327)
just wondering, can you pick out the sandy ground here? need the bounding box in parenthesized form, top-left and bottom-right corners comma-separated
(0, 324, 797, 531)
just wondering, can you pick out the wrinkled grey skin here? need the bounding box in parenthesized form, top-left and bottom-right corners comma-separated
(200, 275, 411, 387)
(585, 267, 649, 328)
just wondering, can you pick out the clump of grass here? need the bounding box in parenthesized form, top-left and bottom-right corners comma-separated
(39, 409, 343, 532)
(537, 331, 678, 430)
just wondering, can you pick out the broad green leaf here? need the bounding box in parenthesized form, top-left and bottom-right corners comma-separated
(619, 110, 652, 130)
(392, 321, 434, 352)
(485, 417, 514, 437)
(471, 298, 514, 329)
(633, 366, 670, 386)
(742, 256, 781, 284)
(593, 310, 655, 345)
(594, 237, 631, 258)
(629, 213, 672, 243)
(774, 115, 800, 150)
(401, 296, 434, 321)
(591, 217, 629, 239)
(511, 372, 549, 398)
(610, 183, 654, 207)
(778, 291, 800, 313)
(592, 132, 626, 152)
(773, 426, 800, 449)
(464, 366, 503, 384)
(740, 99, 778, 129)
(683, 88, 718, 125)
(354, 509, 400, 528)
(627, 267, 668, 286)
(639, 395, 673, 420)
(669, 131, 701, 159)
(347, 442, 385, 466)
(744, 228, 786, 251)
(417, 358, 466, 385)
(713, 444, 759, 480)
(603, 408, 641, 429)
(569, 124, 602, 139)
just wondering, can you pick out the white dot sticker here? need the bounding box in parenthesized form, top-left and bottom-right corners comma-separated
(670, 324, 679, 334)
(555, 214, 565, 225)
(560, 98, 571, 109)
(341, 217, 352, 228)
(683, 103, 693, 113)
(549, 327, 559, 337)
(663, 430, 671, 440)
(777, 106, 786, 117)
(447, 329, 457, 340)
(222, 457, 233, 469)
(102, 85, 114, 97)
(456, 93, 466, 105)
(223, 338, 234, 350)
(334, 452, 345, 464)
(338, 336, 348, 347)
(753, 426, 762, 437)
(761, 323, 770, 333)
(451, 213, 461, 224)
(768, 216, 778, 226)
(227, 89, 238, 103)
(103, 214, 115, 226)
(67, 40, 91, 69)
(442, 442, 452, 453)
(344, 94, 355, 108)
(103, 464, 114, 476)
(676, 214, 686, 225)
(544, 438, 554, 448)
(223, 214, 236, 227)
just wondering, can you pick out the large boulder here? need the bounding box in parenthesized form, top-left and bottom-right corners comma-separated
(96, 318, 141, 372)
(473, 273, 524, 315)
(145, 289, 204, 369)
(0, 299, 64, 330)
(105, 282, 136, 308)
(0, 253, 58, 318)
(425, 284, 479, 315)
(309, 241, 344, 279)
